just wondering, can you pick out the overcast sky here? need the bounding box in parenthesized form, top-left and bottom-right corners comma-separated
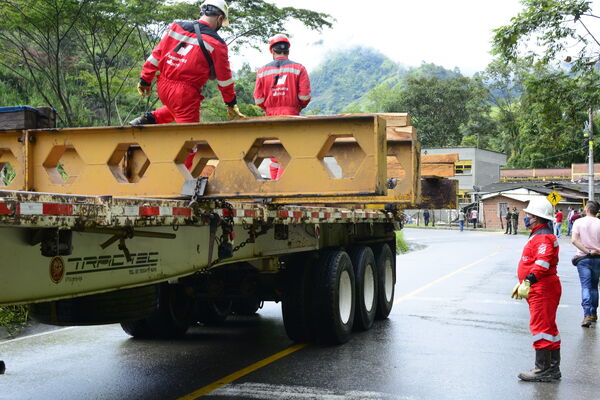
(230, 0, 524, 76)
(229, 0, 599, 76)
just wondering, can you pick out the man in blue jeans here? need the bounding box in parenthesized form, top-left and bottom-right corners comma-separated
(571, 201, 600, 327)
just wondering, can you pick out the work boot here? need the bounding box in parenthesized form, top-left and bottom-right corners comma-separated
(549, 349, 561, 380)
(129, 112, 156, 126)
(581, 316, 594, 327)
(518, 349, 554, 382)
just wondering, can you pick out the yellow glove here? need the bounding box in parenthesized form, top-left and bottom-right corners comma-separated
(517, 280, 531, 299)
(227, 104, 246, 120)
(511, 282, 521, 299)
(137, 81, 152, 98)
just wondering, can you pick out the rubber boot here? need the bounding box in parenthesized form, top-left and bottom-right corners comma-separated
(549, 349, 561, 380)
(129, 112, 156, 126)
(518, 349, 554, 382)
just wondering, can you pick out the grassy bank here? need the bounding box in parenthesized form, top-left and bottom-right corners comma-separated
(395, 231, 410, 254)
(0, 305, 28, 337)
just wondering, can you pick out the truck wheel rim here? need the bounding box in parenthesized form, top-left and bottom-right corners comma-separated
(364, 263, 375, 312)
(384, 259, 393, 302)
(339, 270, 352, 324)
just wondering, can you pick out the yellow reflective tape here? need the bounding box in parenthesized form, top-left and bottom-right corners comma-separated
(177, 343, 308, 399)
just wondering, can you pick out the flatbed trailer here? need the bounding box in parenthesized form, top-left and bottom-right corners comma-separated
(0, 113, 455, 344)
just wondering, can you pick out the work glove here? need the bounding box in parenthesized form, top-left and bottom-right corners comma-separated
(511, 282, 521, 299)
(517, 280, 531, 299)
(227, 104, 246, 120)
(137, 79, 151, 98)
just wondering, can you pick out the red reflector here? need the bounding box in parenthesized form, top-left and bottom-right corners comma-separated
(140, 206, 160, 216)
(172, 207, 192, 217)
(43, 203, 73, 215)
(311, 212, 319, 218)
(244, 209, 256, 217)
(278, 210, 289, 218)
(324, 212, 331, 219)
(0, 203, 12, 215)
(293, 211, 303, 219)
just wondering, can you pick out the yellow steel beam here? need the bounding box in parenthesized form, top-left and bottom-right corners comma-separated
(0, 115, 391, 198)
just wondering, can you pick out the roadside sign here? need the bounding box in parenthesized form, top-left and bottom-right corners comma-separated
(547, 191, 562, 206)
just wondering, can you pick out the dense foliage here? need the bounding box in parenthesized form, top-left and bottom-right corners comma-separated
(0, 0, 332, 126)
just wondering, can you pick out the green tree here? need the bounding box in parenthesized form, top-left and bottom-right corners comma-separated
(382, 76, 481, 147)
(492, 0, 598, 70)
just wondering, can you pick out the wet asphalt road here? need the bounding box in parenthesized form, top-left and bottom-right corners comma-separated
(1, 228, 598, 400)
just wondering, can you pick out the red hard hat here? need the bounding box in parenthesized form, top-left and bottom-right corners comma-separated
(269, 34, 291, 50)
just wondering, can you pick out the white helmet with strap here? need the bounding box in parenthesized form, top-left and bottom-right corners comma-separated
(201, 0, 230, 27)
(523, 197, 555, 221)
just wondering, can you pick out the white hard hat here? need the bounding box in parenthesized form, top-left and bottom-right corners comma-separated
(201, 0, 230, 27)
(523, 197, 555, 221)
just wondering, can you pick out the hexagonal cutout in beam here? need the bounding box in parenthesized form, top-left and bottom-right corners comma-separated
(0, 148, 17, 187)
(43, 145, 84, 185)
(244, 138, 290, 181)
(175, 141, 220, 179)
(108, 143, 149, 184)
(317, 135, 367, 179)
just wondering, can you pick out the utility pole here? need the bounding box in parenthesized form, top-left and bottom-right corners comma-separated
(588, 108, 595, 201)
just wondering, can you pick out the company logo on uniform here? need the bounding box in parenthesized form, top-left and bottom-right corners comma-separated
(275, 75, 287, 86)
(49, 256, 65, 284)
(176, 44, 193, 56)
(538, 244, 547, 255)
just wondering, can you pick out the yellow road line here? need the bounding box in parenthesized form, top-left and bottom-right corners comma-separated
(180, 248, 502, 399)
(394, 248, 503, 304)
(177, 343, 308, 400)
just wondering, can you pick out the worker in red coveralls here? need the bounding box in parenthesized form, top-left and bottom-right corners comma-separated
(511, 197, 562, 382)
(253, 34, 311, 180)
(130, 0, 245, 169)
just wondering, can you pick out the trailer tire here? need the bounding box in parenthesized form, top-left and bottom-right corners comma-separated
(281, 256, 315, 342)
(373, 243, 395, 320)
(29, 285, 158, 326)
(120, 283, 192, 339)
(313, 250, 355, 344)
(196, 300, 232, 325)
(349, 246, 377, 331)
(231, 299, 261, 316)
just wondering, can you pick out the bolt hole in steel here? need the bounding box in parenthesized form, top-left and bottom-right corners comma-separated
(384, 259, 393, 302)
(364, 263, 375, 312)
(339, 270, 353, 324)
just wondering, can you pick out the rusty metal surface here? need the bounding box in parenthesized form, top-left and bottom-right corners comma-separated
(0, 115, 389, 198)
(414, 178, 458, 209)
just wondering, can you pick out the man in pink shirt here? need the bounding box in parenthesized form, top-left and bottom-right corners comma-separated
(571, 201, 600, 327)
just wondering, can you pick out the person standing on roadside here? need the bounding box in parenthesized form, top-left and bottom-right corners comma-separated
(554, 209, 563, 238)
(511, 207, 520, 235)
(423, 209, 430, 226)
(470, 208, 478, 229)
(511, 197, 561, 382)
(571, 200, 600, 328)
(505, 207, 513, 234)
(458, 209, 466, 232)
(567, 207, 575, 236)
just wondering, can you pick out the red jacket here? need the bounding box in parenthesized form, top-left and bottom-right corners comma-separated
(141, 20, 236, 105)
(518, 224, 559, 282)
(254, 56, 311, 116)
